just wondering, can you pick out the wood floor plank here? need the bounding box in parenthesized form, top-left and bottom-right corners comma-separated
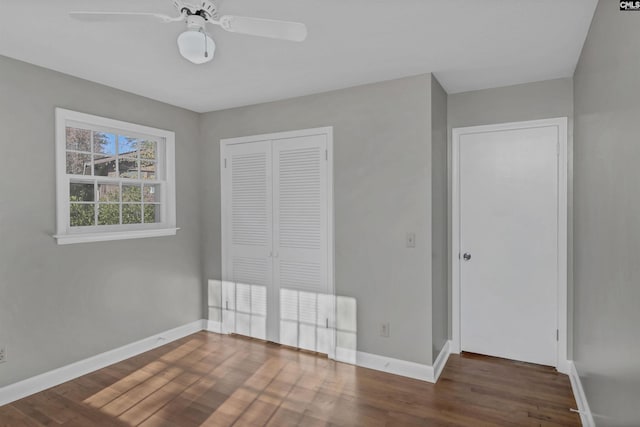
(0, 332, 581, 426)
(0, 405, 44, 427)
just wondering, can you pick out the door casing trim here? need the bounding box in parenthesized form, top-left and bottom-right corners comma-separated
(450, 118, 569, 373)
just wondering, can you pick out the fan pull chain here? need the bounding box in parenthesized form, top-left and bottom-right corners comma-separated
(201, 28, 209, 58)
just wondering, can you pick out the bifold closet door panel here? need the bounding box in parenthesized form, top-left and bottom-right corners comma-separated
(273, 134, 330, 351)
(272, 135, 328, 295)
(221, 140, 272, 340)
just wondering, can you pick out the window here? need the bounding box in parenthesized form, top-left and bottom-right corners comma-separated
(55, 109, 177, 244)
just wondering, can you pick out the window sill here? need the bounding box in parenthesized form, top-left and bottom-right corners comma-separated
(53, 228, 180, 245)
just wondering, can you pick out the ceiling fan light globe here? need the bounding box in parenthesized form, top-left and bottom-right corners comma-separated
(177, 30, 215, 64)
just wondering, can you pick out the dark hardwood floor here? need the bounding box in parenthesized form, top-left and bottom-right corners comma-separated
(0, 332, 581, 426)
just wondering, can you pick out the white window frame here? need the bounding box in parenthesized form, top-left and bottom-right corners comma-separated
(54, 108, 177, 245)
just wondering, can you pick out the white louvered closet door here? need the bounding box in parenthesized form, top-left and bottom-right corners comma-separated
(221, 141, 272, 341)
(273, 135, 330, 352)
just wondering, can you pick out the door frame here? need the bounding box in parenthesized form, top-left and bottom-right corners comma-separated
(450, 118, 569, 373)
(220, 126, 335, 357)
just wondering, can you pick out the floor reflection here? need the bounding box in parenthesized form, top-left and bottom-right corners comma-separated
(208, 279, 357, 363)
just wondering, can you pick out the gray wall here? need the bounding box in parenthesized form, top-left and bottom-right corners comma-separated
(447, 78, 574, 355)
(0, 48, 586, 390)
(0, 55, 203, 387)
(431, 76, 448, 360)
(201, 74, 436, 364)
(448, 78, 574, 129)
(573, 1, 640, 425)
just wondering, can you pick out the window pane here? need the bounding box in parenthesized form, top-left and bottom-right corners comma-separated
(140, 140, 157, 160)
(118, 136, 139, 156)
(66, 152, 91, 175)
(94, 155, 116, 177)
(118, 157, 139, 179)
(70, 182, 94, 202)
(66, 127, 91, 152)
(70, 203, 95, 227)
(140, 160, 156, 180)
(143, 204, 161, 223)
(143, 184, 160, 203)
(122, 204, 142, 224)
(122, 184, 141, 202)
(98, 203, 120, 225)
(98, 183, 120, 202)
(94, 132, 116, 155)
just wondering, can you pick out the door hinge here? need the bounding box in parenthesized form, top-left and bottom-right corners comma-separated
(325, 149, 328, 161)
(224, 158, 227, 168)
(556, 329, 559, 341)
(326, 318, 329, 328)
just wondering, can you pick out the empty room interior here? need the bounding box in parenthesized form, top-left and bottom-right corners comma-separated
(1, 0, 639, 426)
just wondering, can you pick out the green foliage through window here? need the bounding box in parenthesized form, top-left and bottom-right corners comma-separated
(70, 204, 94, 227)
(69, 182, 160, 227)
(98, 204, 120, 225)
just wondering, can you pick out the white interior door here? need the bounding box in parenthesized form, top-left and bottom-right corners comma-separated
(459, 125, 559, 366)
(221, 140, 272, 340)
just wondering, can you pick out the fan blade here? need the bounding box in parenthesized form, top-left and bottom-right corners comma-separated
(218, 15, 307, 42)
(69, 11, 182, 23)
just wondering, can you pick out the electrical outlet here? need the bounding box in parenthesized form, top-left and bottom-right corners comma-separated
(0, 346, 6, 363)
(406, 232, 416, 248)
(380, 323, 390, 337)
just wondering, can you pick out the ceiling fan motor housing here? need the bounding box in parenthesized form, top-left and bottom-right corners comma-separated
(186, 15, 207, 31)
(174, 0, 218, 20)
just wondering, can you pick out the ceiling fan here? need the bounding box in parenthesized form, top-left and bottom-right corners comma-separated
(69, 0, 308, 64)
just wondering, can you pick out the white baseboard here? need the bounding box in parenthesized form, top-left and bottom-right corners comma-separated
(0, 319, 206, 407)
(568, 360, 595, 427)
(335, 341, 452, 384)
(355, 351, 434, 382)
(433, 340, 452, 382)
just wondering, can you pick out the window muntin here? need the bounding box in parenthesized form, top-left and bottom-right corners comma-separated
(55, 109, 176, 243)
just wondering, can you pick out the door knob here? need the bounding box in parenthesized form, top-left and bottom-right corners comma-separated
(463, 253, 471, 261)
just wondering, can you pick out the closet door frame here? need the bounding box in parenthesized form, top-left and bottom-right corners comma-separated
(220, 127, 335, 355)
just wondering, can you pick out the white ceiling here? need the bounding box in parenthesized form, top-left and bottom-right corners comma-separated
(0, 0, 597, 113)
